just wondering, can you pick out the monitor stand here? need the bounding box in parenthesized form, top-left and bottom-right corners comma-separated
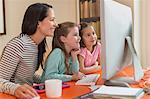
(104, 79, 131, 87)
(105, 36, 144, 87)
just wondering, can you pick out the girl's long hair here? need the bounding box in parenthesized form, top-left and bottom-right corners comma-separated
(21, 3, 53, 70)
(52, 22, 78, 74)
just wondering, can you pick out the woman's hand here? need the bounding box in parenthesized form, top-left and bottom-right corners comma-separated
(14, 84, 39, 99)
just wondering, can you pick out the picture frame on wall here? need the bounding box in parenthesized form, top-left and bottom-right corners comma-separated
(0, 0, 5, 35)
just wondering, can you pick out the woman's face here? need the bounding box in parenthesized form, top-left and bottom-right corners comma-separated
(38, 8, 57, 37)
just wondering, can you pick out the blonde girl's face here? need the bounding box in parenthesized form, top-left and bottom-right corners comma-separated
(38, 8, 57, 37)
(63, 27, 81, 51)
(82, 26, 97, 47)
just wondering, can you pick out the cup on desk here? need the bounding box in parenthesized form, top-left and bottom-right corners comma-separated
(45, 79, 62, 98)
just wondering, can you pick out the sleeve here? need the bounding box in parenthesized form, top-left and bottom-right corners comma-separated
(70, 58, 79, 74)
(79, 48, 86, 58)
(41, 49, 72, 82)
(0, 41, 23, 95)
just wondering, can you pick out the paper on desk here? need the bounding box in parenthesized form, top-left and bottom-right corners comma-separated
(93, 85, 144, 96)
(143, 66, 150, 72)
(89, 85, 102, 91)
(31, 96, 40, 99)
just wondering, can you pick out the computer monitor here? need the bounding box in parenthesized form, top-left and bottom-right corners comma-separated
(100, 0, 144, 86)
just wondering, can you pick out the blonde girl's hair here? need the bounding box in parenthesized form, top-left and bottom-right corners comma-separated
(52, 22, 78, 74)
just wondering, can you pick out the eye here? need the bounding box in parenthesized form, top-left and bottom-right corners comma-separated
(50, 19, 54, 21)
(74, 32, 79, 36)
(87, 33, 91, 36)
(49, 17, 55, 21)
(74, 34, 77, 36)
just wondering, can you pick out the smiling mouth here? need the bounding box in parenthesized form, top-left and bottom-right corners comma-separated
(51, 27, 56, 29)
(91, 40, 96, 42)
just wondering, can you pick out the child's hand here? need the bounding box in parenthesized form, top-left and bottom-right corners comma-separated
(71, 74, 79, 81)
(71, 72, 85, 81)
(94, 62, 101, 71)
(94, 62, 98, 66)
(78, 72, 85, 79)
(94, 65, 101, 71)
(71, 49, 80, 62)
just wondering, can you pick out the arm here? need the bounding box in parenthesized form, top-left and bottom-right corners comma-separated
(69, 49, 85, 80)
(0, 40, 39, 98)
(78, 55, 100, 74)
(41, 49, 72, 82)
(98, 53, 100, 65)
(0, 43, 21, 95)
(70, 58, 79, 74)
(70, 49, 80, 73)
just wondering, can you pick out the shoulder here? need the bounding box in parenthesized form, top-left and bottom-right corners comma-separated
(5, 34, 37, 53)
(5, 35, 25, 50)
(1, 35, 26, 57)
(47, 48, 64, 61)
(97, 42, 101, 46)
(96, 42, 101, 49)
(79, 47, 87, 58)
(7, 34, 31, 47)
(50, 48, 64, 58)
(52, 48, 63, 54)
(80, 47, 87, 54)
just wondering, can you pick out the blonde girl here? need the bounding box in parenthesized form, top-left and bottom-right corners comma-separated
(41, 22, 84, 82)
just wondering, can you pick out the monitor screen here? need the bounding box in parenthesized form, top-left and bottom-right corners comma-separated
(100, 0, 143, 84)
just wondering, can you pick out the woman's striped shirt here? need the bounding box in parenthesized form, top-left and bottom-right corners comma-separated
(0, 34, 38, 95)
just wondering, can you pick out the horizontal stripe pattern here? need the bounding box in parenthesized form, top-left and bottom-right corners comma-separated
(0, 34, 38, 95)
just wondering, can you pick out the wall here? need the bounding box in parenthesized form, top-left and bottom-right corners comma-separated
(114, 0, 133, 8)
(141, 1, 150, 67)
(0, 0, 78, 56)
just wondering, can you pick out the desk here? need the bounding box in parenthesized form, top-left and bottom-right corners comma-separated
(0, 82, 90, 99)
(0, 66, 150, 99)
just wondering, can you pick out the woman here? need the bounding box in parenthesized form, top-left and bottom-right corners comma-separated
(0, 3, 57, 98)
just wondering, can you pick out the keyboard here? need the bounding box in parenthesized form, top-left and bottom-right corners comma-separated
(75, 74, 100, 85)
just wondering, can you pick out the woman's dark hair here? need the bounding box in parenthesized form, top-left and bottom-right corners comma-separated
(21, 3, 53, 70)
(52, 22, 78, 74)
(79, 22, 97, 48)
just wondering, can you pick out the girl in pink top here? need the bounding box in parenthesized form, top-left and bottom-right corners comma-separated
(78, 22, 101, 74)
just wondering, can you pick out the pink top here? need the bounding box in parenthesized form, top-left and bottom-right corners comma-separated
(79, 42, 101, 67)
